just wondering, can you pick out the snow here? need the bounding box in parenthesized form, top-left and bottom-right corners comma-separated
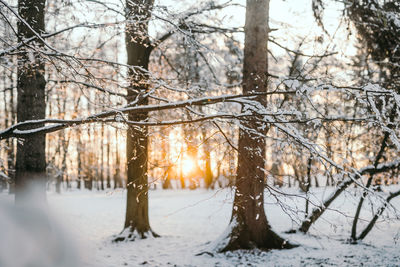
(1, 186, 400, 267)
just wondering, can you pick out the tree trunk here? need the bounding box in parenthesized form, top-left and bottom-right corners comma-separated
(204, 151, 213, 189)
(114, 0, 157, 241)
(202, 127, 213, 189)
(100, 123, 105, 190)
(106, 129, 111, 188)
(357, 189, 400, 241)
(219, 0, 294, 251)
(114, 127, 123, 189)
(351, 130, 390, 241)
(304, 156, 313, 217)
(161, 131, 172, 189)
(8, 72, 16, 194)
(179, 159, 185, 189)
(299, 128, 391, 234)
(2, 75, 9, 192)
(15, 0, 47, 204)
(77, 126, 83, 189)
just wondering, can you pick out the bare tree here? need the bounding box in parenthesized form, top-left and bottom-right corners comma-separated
(219, 0, 295, 251)
(114, 0, 158, 241)
(14, 0, 47, 204)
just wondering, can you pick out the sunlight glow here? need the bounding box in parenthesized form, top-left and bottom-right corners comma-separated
(181, 157, 196, 176)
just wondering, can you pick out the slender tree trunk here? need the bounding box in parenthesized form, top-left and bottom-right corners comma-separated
(179, 158, 185, 189)
(115, 0, 157, 241)
(204, 151, 213, 189)
(2, 75, 9, 192)
(77, 127, 82, 190)
(299, 125, 392, 234)
(305, 156, 313, 217)
(100, 123, 105, 190)
(60, 129, 70, 192)
(202, 128, 213, 189)
(114, 128, 122, 189)
(8, 72, 16, 194)
(15, 0, 47, 204)
(161, 130, 172, 189)
(351, 130, 390, 241)
(55, 93, 63, 193)
(298, 176, 353, 233)
(357, 189, 400, 240)
(220, 0, 294, 251)
(85, 101, 93, 190)
(162, 167, 172, 190)
(106, 128, 111, 188)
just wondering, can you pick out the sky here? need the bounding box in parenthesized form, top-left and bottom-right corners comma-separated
(150, 0, 355, 58)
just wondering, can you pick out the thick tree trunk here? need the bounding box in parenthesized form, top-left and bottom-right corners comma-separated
(114, 0, 157, 241)
(220, 0, 294, 251)
(15, 0, 47, 204)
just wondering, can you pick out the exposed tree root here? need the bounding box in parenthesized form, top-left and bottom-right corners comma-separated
(113, 227, 159, 242)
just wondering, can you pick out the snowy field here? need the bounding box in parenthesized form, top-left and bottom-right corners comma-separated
(1, 187, 400, 267)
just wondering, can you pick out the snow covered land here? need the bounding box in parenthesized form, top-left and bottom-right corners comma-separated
(1, 187, 399, 267)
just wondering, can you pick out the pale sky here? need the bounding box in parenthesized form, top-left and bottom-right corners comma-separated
(151, 0, 353, 57)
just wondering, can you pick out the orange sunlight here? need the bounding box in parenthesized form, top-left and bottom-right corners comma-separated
(181, 157, 196, 176)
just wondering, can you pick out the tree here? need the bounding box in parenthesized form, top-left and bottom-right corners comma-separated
(347, 0, 400, 242)
(114, 0, 240, 240)
(14, 0, 47, 204)
(296, 0, 400, 236)
(219, 0, 294, 251)
(1, 1, 398, 248)
(114, 0, 158, 241)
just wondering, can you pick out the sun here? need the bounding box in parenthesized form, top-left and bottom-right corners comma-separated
(181, 158, 196, 176)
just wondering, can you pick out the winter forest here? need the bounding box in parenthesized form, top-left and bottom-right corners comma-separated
(0, 0, 399, 266)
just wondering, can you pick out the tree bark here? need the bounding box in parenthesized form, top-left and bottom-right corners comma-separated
(15, 0, 47, 204)
(220, 0, 294, 251)
(114, 0, 158, 241)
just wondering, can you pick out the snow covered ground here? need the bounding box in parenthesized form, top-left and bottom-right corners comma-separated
(1, 186, 400, 266)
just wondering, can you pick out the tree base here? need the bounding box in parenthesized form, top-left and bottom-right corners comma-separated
(217, 223, 298, 252)
(113, 227, 159, 242)
(347, 238, 359, 245)
(219, 232, 298, 252)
